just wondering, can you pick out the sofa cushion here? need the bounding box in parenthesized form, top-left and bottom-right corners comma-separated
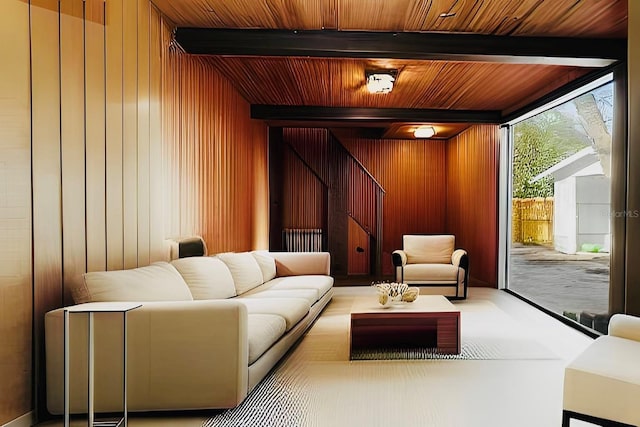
(216, 252, 264, 295)
(247, 314, 286, 365)
(238, 298, 309, 331)
(74, 262, 193, 304)
(263, 275, 334, 300)
(170, 257, 236, 300)
(404, 235, 454, 264)
(403, 263, 459, 283)
(251, 251, 277, 282)
(240, 288, 319, 307)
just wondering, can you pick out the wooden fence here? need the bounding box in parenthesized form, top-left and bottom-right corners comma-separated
(512, 197, 554, 244)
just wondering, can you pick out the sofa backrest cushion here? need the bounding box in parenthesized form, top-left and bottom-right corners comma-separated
(171, 256, 236, 300)
(251, 251, 277, 282)
(74, 262, 193, 304)
(404, 235, 454, 264)
(217, 252, 264, 294)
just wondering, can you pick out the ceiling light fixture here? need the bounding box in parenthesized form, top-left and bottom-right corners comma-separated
(366, 70, 397, 94)
(414, 126, 436, 138)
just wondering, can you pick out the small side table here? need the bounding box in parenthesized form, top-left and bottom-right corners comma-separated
(63, 302, 142, 427)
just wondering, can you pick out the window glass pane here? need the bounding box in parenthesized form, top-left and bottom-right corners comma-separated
(509, 81, 613, 334)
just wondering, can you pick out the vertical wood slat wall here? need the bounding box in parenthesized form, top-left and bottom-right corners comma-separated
(339, 133, 447, 275)
(163, 50, 269, 253)
(281, 129, 328, 230)
(446, 125, 500, 286)
(0, 1, 32, 424)
(3, 1, 270, 423)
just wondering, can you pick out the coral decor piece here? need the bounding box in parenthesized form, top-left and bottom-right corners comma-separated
(371, 282, 419, 306)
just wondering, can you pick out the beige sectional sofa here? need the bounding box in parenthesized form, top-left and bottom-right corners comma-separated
(45, 251, 333, 414)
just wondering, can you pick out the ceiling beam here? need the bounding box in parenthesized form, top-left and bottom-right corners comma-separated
(175, 28, 625, 67)
(251, 105, 502, 124)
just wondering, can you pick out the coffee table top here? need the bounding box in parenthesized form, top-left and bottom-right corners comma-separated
(351, 294, 459, 315)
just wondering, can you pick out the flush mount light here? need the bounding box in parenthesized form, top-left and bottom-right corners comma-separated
(414, 126, 436, 138)
(365, 70, 398, 94)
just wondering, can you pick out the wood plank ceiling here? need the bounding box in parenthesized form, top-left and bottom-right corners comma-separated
(153, 0, 627, 138)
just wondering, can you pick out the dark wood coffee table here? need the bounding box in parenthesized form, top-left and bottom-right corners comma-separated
(350, 295, 460, 357)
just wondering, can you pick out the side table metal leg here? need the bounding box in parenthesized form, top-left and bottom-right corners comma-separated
(123, 312, 128, 427)
(64, 310, 70, 427)
(88, 312, 95, 426)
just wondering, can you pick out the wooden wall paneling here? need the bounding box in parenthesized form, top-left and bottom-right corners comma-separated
(251, 120, 269, 250)
(136, 0, 151, 266)
(30, 0, 63, 418)
(105, 0, 124, 270)
(60, 0, 87, 304)
(269, 127, 285, 251)
(446, 125, 499, 286)
(148, 5, 164, 261)
(161, 48, 270, 254)
(162, 24, 180, 239)
(85, 0, 106, 272)
(0, 2, 32, 423)
(122, 0, 139, 269)
(338, 133, 447, 275)
(282, 148, 325, 229)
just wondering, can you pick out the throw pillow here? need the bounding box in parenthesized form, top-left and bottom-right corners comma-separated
(171, 256, 236, 300)
(74, 262, 193, 304)
(251, 250, 277, 282)
(217, 252, 264, 294)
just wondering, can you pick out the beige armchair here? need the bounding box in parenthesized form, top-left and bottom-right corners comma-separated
(392, 235, 468, 300)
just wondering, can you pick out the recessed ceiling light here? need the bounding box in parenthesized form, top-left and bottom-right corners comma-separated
(365, 70, 398, 94)
(414, 126, 436, 139)
(439, 12, 456, 18)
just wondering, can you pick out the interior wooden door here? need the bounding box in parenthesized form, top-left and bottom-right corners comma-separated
(348, 217, 370, 275)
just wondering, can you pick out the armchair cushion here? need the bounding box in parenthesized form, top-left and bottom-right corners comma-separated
(609, 313, 640, 342)
(403, 264, 459, 284)
(403, 235, 454, 264)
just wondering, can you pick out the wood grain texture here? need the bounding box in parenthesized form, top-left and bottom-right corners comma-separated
(151, 0, 626, 38)
(30, 0, 63, 418)
(60, 0, 87, 305)
(123, 0, 139, 269)
(282, 147, 326, 230)
(207, 56, 593, 115)
(0, 1, 32, 423)
(137, 0, 151, 267)
(149, 5, 165, 261)
(85, 0, 107, 273)
(162, 46, 269, 254)
(348, 217, 370, 275)
(105, 0, 125, 271)
(337, 130, 447, 275)
(446, 125, 499, 287)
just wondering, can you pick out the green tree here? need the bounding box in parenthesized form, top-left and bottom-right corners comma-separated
(512, 110, 588, 198)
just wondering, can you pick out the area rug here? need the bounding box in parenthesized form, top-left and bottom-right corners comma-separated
(350, 337, 559, 361)
(203, 295, 561, 427)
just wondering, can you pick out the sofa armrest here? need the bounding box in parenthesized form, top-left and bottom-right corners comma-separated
(452, 249, 468, 268)
(392, 250, 407, 267)
(609, 313, 640, 342)
(269, 252, 331, 276)
(45, 300, 249, 414)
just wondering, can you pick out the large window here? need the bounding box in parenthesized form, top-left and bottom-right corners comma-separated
(507, 80, 613, 334)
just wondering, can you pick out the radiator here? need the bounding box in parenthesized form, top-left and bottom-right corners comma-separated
(283, 228, 323, 252)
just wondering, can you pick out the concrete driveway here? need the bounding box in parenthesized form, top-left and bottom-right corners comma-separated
(508, 243, 610, 321)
